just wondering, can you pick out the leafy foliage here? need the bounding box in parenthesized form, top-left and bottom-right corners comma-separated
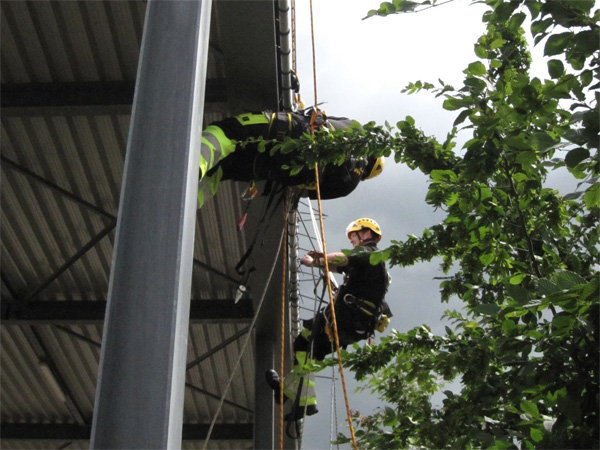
(309, 0, 598, 448)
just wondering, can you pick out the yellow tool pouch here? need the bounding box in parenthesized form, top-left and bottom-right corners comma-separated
(375, 315, 390, 333)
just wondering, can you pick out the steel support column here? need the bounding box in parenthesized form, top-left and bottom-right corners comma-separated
(90, 0, 212, 448)
(255, 334, 275, 449)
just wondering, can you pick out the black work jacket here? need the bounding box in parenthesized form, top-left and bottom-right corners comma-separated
(336, 243, 388, 308)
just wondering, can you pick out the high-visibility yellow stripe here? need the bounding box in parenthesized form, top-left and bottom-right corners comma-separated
(199, 154, 209, 179)
(200, 136, 216, 172)
(203, 125, 236, 158)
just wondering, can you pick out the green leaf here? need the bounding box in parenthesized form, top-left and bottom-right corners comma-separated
(473, 303, 502, 315)
(502, 319, 516, 334)
(583, 183, 600, 209)
(489, 38, 506, 49)
(475, 45, 487, 58)
(506, 284, 530, 304)
(453, 109, 471, 126)
(491, 440, 513, 450)
(520, 400, 540, 418)
(581, 277, 599, 302)
(370, 252, 383, 264)
(552, 313, 575, 330)
(480, 253, 494, 266)
(565, 147, 590, 168)
(528, 131, 558, 152)
(507, 12, 526, 32)
(443, 96, 472, 111)
(467, 61, 487, 76)
(430, 169, 458, 183)
(553, 271, 586, 289)
(257, 140, 267, 153)
(544, 32, 573, 56)
(494, 1, 518, 21)
(510, 273, 527, 285)
(530, 427, 544, 442)
(516, 151, 537, 167)
(547, 59, 564, 79)
(531, 18, 553, 37)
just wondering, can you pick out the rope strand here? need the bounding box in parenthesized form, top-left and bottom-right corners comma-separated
(309, 0, 318, 107)
(307, 0, 356, 446)
(313, 166, 358, 450)
(279, 196, 289, 450)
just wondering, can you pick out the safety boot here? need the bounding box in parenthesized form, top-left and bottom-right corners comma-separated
(265, 369, 287, 404)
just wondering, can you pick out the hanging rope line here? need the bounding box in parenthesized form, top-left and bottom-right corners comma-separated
(308, 0, 318, 112)
(201, 224, 287, 450)
(279, 194, 291, 450)
(312, 168, 358, 450)
(307, 0, 357, 447)
(292, 0, 297, 74)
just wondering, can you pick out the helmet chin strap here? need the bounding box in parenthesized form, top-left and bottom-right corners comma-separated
(357, 230, 377, 246)
(359, 236, 378, 246)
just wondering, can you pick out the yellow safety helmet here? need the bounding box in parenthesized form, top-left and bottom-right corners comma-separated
(346, 218, 382, 242)
(362, 156, 385, 180)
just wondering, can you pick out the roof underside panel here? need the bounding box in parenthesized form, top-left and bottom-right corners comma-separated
(1, 0, 283, 447)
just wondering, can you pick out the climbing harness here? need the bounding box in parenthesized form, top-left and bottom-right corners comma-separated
(269, 111, 293, 141)
(309, 108, 327, 130)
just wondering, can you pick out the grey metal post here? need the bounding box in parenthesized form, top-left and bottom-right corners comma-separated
(255, 333, 275, 449)
(90, 0, 212, 448)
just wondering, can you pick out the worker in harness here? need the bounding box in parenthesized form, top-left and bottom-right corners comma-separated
(266, 218, 392, 421)
(199, 109, 384, 200)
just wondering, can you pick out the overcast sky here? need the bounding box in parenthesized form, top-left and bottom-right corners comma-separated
(291, 0, 488, 447)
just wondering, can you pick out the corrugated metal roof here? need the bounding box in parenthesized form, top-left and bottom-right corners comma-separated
(1, 0, 287, 447)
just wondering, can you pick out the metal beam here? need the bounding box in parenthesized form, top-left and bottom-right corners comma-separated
(0, 156, 116, 221)
(1, 423, 253, 441)
(90, 1, 212, 448)
(21, 222, 116, 303)
(193, 258, 241, 286)
(254, 334, 275, 450)
(22, 326, 86, 425)
(185, 382, 253, 414)
(186, 325, 251, 371)
(0, 79, 226, 110)
(2, 299, 253, 324)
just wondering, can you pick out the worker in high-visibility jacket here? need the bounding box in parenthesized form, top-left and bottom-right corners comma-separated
(267, 218, 392, 421)
(199, 109, 384, 200)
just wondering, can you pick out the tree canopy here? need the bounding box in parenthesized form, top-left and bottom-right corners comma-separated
(292, 0, 598, 448)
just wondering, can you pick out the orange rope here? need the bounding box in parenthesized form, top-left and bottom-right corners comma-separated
(312, 165, 358, 450)
(309, 0, 318, 109)
(307, 3, 357, 446)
